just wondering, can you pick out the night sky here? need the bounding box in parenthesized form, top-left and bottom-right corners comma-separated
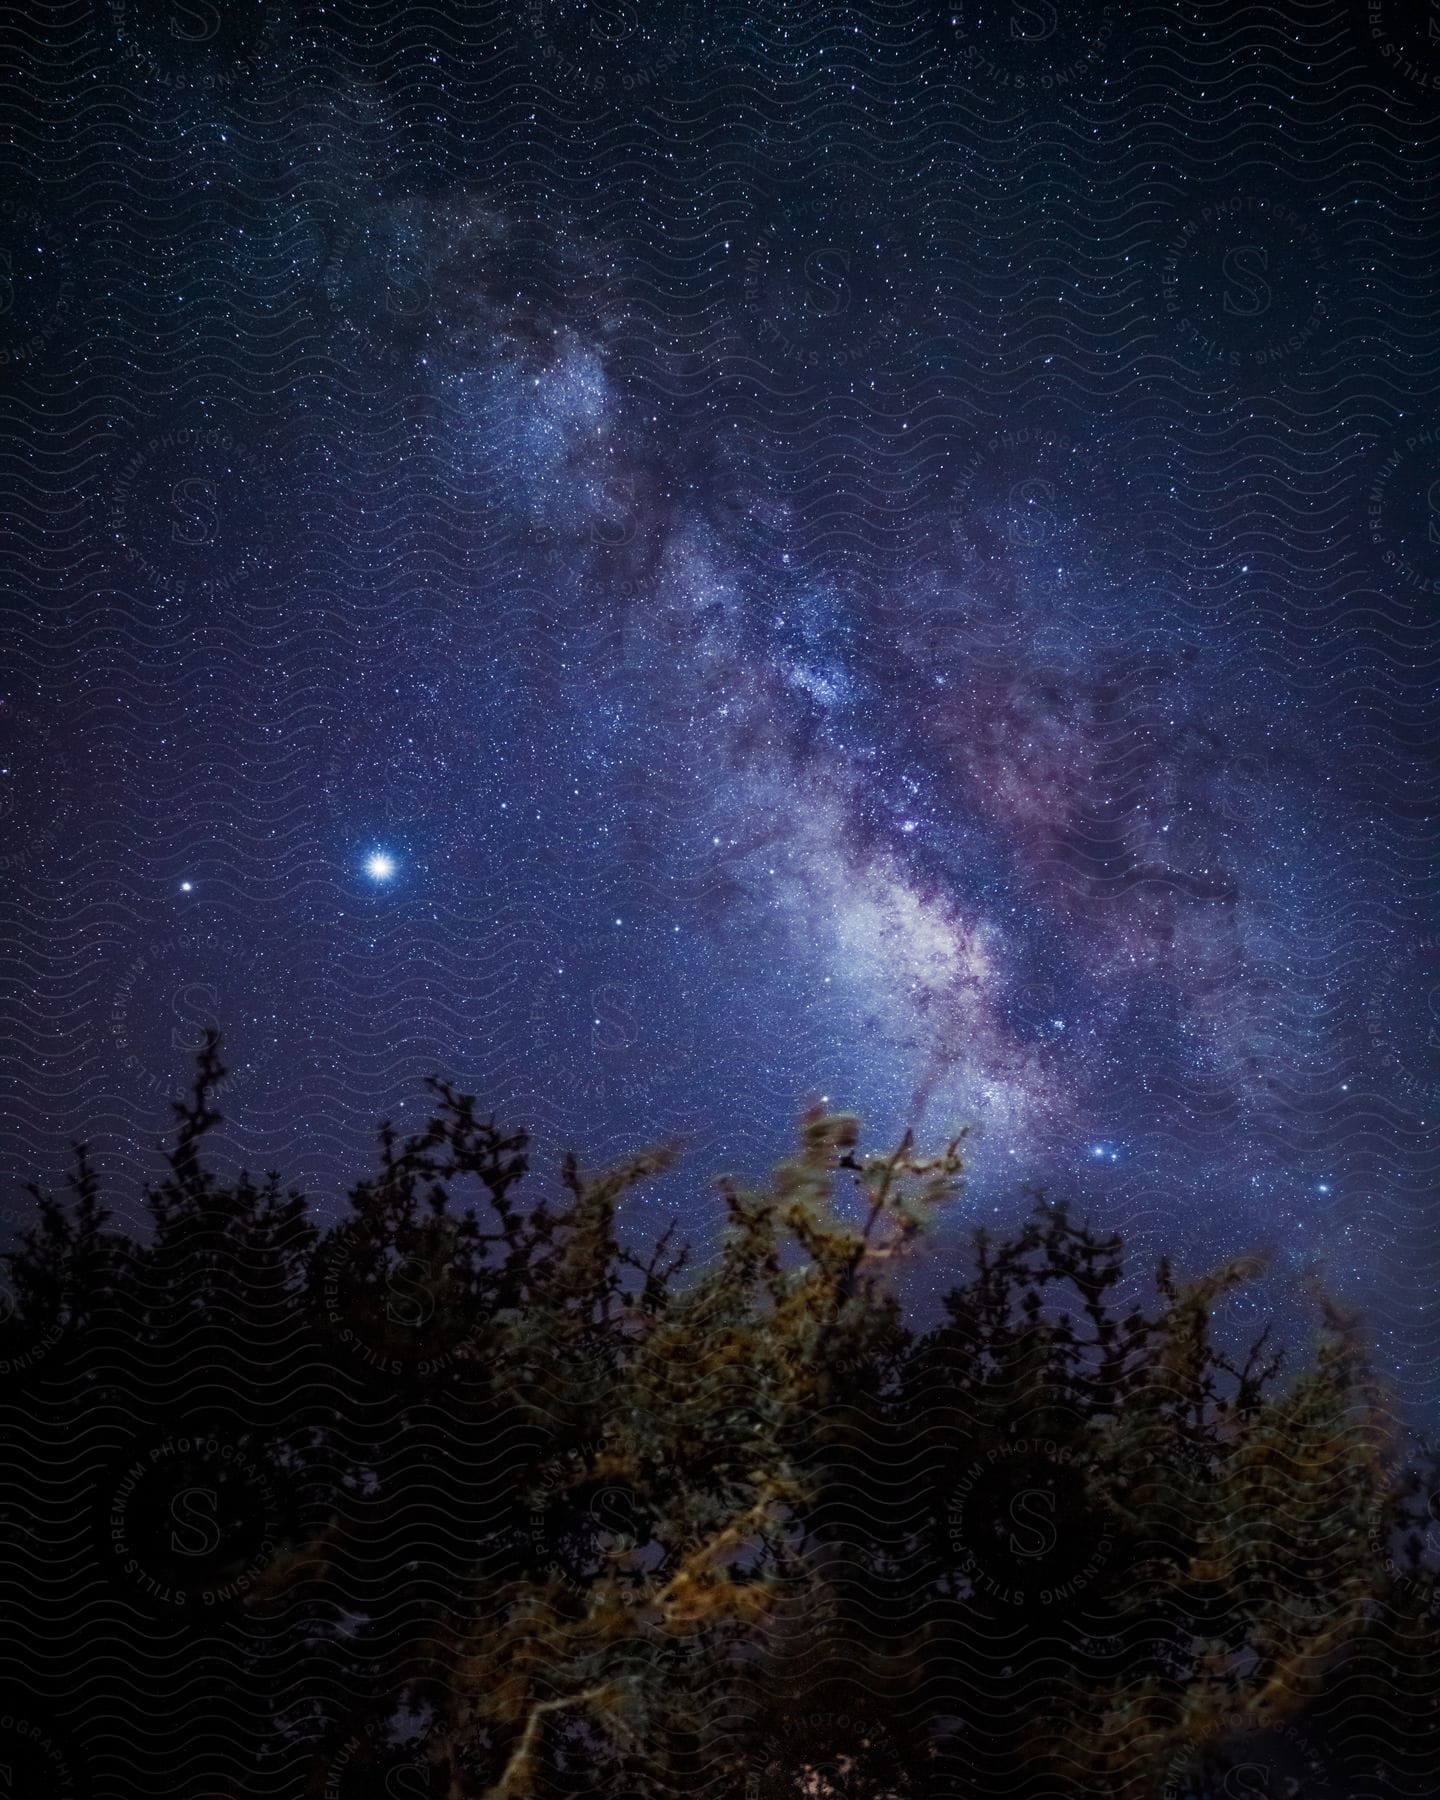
(3, 0, 1439, 1406)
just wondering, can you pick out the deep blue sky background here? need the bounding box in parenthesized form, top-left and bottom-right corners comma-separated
(3, 0, 1439, 1406)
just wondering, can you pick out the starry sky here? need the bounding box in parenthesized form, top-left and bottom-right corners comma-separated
(2, 0, 1439, 1406)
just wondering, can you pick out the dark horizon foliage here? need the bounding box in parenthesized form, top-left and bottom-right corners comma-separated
(1, 1034, 1437, 1800)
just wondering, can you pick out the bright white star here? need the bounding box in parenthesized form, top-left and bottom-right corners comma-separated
(365, 852, 396, 882)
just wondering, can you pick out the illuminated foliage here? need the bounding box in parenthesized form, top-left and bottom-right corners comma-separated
(0, 1036, 1427, 1799)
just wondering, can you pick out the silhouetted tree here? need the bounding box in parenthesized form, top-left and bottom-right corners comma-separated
(0, 1035, 1429, 1800)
